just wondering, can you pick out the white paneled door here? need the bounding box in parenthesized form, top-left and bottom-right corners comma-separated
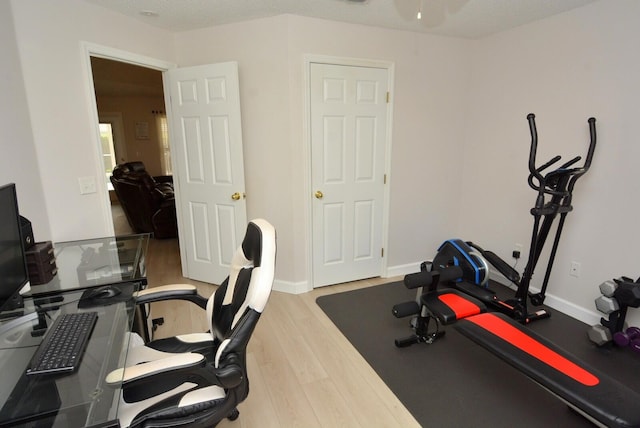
(310, 62, 389, 287)
(167, 62, 247, 284)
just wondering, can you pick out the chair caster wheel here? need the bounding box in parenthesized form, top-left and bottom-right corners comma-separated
(227, 408, 240, 421)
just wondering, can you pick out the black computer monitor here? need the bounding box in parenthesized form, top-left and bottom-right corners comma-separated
(0, 183, 29, 313)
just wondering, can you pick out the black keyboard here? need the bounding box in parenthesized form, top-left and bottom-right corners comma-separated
(26, 311, 98, 376)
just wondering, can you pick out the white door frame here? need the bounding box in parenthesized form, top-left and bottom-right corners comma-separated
(81, 42, 177, 237)
(303, 54, 395, 289)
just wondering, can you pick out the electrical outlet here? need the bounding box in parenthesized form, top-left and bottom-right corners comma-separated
(570, 261, 581, 278)
(513, 243, 523, 259)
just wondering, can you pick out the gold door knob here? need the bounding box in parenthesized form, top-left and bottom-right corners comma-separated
(315, 190, 324, 199)
(231, 192, 241, 201)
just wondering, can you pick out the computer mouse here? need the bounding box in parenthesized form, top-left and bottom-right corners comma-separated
(88, 286, 121, 300)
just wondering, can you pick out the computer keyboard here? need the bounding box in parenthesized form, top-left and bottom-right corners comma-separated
(26, 311, 98, 376)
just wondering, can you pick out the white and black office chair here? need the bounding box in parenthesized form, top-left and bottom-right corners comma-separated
(106, 218, 276, 428)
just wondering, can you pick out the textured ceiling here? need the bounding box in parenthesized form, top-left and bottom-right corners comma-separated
(82, 0, 597, 39)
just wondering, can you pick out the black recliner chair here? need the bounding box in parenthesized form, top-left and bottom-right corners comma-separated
(110, 162, 178, 239)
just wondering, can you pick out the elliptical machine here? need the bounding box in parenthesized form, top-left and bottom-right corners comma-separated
(515, 114, 597, 311)
(400, 114, 597, 327)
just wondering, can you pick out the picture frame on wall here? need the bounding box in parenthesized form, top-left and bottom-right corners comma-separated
(135, 121, 149, 140)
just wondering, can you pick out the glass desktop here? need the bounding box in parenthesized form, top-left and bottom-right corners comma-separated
(0, 284, 139, 427)
(28, 234, 150, 297)
(0, 234, 151, 426)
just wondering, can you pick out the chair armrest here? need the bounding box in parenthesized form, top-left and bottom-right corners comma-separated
(105, 352, 205, 387)
(135, 284, 208, 309)
(214, 353, 244, 389)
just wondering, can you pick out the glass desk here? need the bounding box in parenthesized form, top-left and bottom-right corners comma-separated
(0, 234, 151, 427)
(29, 234, 150, 297)
(0, 283, 140, 427)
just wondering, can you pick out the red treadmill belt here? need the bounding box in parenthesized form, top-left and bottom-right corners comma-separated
(455, 312, 640, 428)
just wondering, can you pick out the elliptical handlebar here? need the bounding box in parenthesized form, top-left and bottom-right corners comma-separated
(526, 114, 597, 196)
(527, 113, 542, 184)
(583, 117, 597, 170)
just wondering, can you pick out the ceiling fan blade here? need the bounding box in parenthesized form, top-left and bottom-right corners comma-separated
(393, 0, 421, 21)
(421, 0, 446, 28)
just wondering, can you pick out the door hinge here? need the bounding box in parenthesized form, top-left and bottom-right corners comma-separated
(383, 174, 387, 184)
(386, 92, 390, 103)
(381, 248, 384, 257)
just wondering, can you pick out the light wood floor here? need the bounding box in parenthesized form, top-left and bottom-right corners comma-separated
(143, 237, 419, 427)
(111, 202, 134, 235)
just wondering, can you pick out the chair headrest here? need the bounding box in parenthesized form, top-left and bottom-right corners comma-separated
(112, 161, 147, 176)
(242, 222, 263, 267)
(243, 219, 276, 314)
(127, 161, 146, 172)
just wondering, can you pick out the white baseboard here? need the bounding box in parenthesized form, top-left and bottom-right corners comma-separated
(489, 271, 599, 326)
(271, 266, 602, 327)
(272, 263, 600, 327)
(272, 279, 311, 295)
(541, 294, 601, 326)
(385, 262, 421, 279)
(270, 262, 420, 295)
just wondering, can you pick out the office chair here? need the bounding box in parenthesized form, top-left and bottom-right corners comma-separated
(106, 218, 276, 428)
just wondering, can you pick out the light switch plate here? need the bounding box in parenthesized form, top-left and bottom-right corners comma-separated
(78, 176, 97, 194)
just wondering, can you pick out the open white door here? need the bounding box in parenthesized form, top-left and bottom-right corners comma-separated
(166, 62, 247, 284)
(310, 62, 389, 287)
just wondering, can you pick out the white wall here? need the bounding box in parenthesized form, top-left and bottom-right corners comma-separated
(9, 0, 175, 241)
(173, 15, 471, 287)
(462, 0, 640, 326)
(6, 0, 639, 325)
(0, 1, 49, 238)
(288, 17, 473, 279)
(173, 16, 299, 285)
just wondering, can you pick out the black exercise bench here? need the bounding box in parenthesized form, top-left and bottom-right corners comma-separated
(421, 288, 640, 427)
(395, 266, 640, 426)
(454, 312, 640, 427)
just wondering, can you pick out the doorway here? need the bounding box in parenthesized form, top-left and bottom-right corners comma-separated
(90, 56, 171, 234)
(84, 44, 248, 286)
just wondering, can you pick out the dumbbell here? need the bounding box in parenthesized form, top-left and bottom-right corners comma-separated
(613, 326, 640, 348)
(598, 280, 617, 297)
(588, 324, 612, 346)
(595, 295, 620, 314)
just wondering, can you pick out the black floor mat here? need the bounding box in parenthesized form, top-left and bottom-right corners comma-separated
(316, 281, 640, 427)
